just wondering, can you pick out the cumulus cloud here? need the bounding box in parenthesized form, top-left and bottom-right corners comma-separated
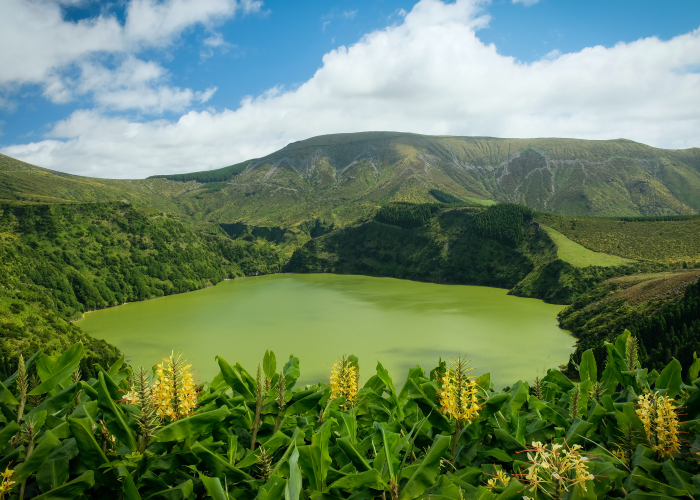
(0, 0, 260, 111)
(512, 0, 540, 5)
(3, 0, 700, 178)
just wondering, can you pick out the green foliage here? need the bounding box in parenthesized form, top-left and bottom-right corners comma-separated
(148, 161, 250, 183)
(374, 203, 441, 229)
(1, 337, 699, 499)
(429, 189, 463, 204)
(474, 204, 533, 246)
(0, 201, 284, 369)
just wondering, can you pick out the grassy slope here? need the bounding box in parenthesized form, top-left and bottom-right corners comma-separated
(539, 225, 635, 267)
(5, 132, 700, 231)
(536, 213, 700, 265)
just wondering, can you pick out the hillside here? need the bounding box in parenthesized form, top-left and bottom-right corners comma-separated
(3, 133, 700, 233)
(0, 201, 283, 374)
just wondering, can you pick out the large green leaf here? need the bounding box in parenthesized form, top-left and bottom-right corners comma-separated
(25, 383, 79, 420)
(336, 436, 372, 472)
(33, 471, 95, 500)
(298, 420, 333, 492)
(97, 372, 138, 450)
(29, 342, 84, 396)
(153, 405, 229, 442)
(286, 390, 326, 415)
(374, 422, 401, 481)
(144, 480, 194, 500)
(190, 441, 253, 482)
(14, 429, 59, 482)
(399, 434, 450, 500)
(37, 458, 70, 493)
(264, 350, 277, 380)
(655, 358, 683, 399)
(0, 421, 20, 449)
(216, 356, 255, 400)
(661, 460, 695, 497)
(579, 349, 597, 382)
(68, 417, 119, 488)
(199, 473, 228, 500)
(631, 473, 690, 498)
(285, 447, 303, 500)
(328, 469, 387, 492)
(0, 381, 19, 405)
(376, 362, 403, 421)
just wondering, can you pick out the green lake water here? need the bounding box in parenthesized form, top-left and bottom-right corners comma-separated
(76, 274, 573, 387)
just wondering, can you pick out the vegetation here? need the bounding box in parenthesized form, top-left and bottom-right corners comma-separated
(536, 213, 700, 266)
(562, 274, 700, 377)
(0, 202, 283, 368)
(374, 203, 442, 229)
(1, 332, 699, 499)
(148, 161, 250, 184)
(539, 227, 635, 268)
(288, 204, 651, 305)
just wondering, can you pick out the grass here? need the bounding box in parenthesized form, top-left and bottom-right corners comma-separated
(540, 225, 635, 267)
(537, 213, 700, 265)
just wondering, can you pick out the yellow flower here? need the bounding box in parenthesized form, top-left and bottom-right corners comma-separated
(485, 470, 511, 490)
(636, 392, 681, 459)
(438, 357, 481, 423)
(0, 466, 16, 500)
(329, 356, 359, 410)
(521, 440, 593, 496)
(151, 353, 198, 421)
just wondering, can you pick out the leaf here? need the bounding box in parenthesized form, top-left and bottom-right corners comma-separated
(285, 390, 326, 415)
(14, 429, 59, 482)
(33, 471, 95, 500)
(24, 383, 79, 420)
(631, 473, 690, 498)
(376, 362, 403, 421)
(29, 342, 84, 396)
(329, 469, 387, 492)
(68, 417, 119, 488)
(655, 358, 683, 399)
(493, 429, 526, 455)
(153, 405, 229, 442)
(336, 436, 372, 472)
(661, 460, 695, 498)
(283, 356, 301, 387)
(264, 350, 277, 380)
(199, 474, 228, 500)
(108, 355, 126, 376)
(285, 447, 303, 500)
(37, 458, 70, 493)
(579, 349, 597, 382)
(375, 422, 401, 481)
(144, 479, 193, 500)
(216, 356, 255, 400)
(298, 420, 334, 492)
(687, 353, 700, 384)
(399, 434, 450, 500)
(0, 381, 19, 405)
(97, 372, 138, 450)
(564, 418, 593, 446)
(0, 421, 20, 449)
(190, 441, 253, 482)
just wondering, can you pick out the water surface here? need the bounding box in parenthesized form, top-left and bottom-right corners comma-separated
(77, 274, 572, 387)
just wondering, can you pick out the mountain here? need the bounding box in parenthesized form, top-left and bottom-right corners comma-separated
(3, 133, 700, 233)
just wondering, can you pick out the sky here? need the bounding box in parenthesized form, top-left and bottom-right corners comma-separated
(1, 0, 699, 179)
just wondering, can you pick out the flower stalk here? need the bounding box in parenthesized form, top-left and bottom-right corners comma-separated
(251, 364, 263, 450)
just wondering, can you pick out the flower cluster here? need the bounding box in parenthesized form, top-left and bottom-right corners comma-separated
(438, 357, 480, 423)
(150, 353, 198, 421)
(521, 441, 594, 497)
(636, 392, 681, 459)
(0, 466, 15, 500)
(329, 356, 359, 409)
(485, 469, 510, 490)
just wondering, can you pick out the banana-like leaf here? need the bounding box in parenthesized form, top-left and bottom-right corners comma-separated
(328, 469, 387, 492)
(286, 389, 326, 415)
(121, 470, 142, 500)
(493, 429, 526, 455)
(661, 460, 695, 497)
(2, 350, 43, 386)
(144, 479, 193, 500)
(68, 417, 119, 488)
(108, 355, 126, 376)
(0, 381, 19, 405)
(153, 405, 230, 442)
(14, 429, 59, 482)
(297, 420, 333, 491)
(605, 342, 638, 392)
(687, 353, 700, 385)
(655, 358, 683, 399)
(336, 437, 371, 472)
(25, 383, 79, 420)
(631, 473, 690, 498)
(97, 372, 138, 450)
(579, 349, 597, 383)
(374, 422, 400, 481)
(399, 434, 450, 500)
(264, 350, 277, 380)
(97, 367, 122, 400)
(190, 441, 253, 482)
(37, 457, 69, 493)
(33, 471, 95, 500)
(0, 421, 20, 449)
(199, 473, 228, 500)
(506, 382, 529, 416)
(285, 447, 302, 500)
(376, 362, 403, 421)
(217, 356, 255, 400)
(29, 342, 84, 396)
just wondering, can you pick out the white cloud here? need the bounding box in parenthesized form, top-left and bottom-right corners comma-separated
(342, 10, 358, 20)
(3, 0, 700, 178)
(0, 0, 260, 111)
(512, 0, 540, 5)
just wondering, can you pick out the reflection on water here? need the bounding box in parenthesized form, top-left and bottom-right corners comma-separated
(77, 274, 573, 387)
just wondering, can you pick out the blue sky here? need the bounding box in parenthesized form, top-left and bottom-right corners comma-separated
(1, 0, 699, 178)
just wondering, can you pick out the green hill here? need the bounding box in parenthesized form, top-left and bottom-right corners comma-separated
(4, 133, 700, 233)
